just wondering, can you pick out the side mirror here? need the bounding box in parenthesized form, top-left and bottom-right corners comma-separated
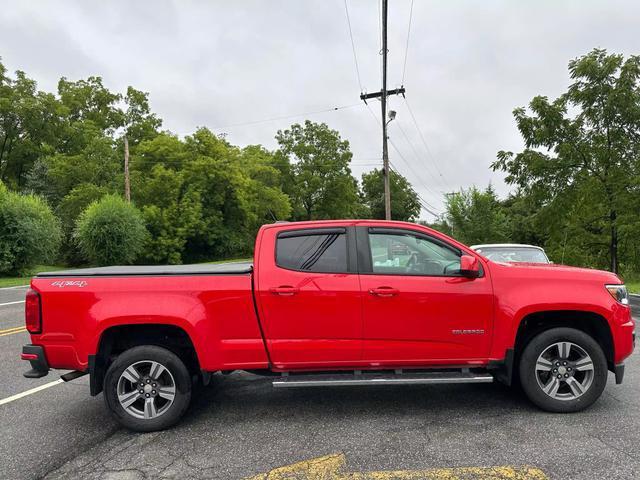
(459, 255, 481, 278)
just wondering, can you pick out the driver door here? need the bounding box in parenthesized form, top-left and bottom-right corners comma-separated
(358, 226, 494, 365)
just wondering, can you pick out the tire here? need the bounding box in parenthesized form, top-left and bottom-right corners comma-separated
(519, 327, 608, 413)
(104, 345, 192, 432)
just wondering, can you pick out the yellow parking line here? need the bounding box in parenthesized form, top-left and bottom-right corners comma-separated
(0, 326, 26, 333)
(0, 326, 27, 337)
(246, 453, 549, 479)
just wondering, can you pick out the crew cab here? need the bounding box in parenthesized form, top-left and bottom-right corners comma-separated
(21, 220, 635, 431)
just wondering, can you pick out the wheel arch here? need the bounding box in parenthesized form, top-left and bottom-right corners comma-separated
(513, 310, 614, 372)
(90, 323, 201, 396)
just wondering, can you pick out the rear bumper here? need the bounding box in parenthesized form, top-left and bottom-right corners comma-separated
(22, 344, 49, 378)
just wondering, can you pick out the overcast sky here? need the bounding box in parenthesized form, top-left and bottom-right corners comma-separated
(2, 1, 640, 218)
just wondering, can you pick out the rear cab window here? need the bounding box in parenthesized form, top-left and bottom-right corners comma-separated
(276, 228, 349, 273)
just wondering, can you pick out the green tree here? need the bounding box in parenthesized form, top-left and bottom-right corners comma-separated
(44, 135, 121, 204)
(121, 87, 162, 145)
(361, 168, 421, 221)
(56, 183, 110, 264)
(74, 194, 148, 265)
(132, 129, 290, 263)
(57, 76, 123, 133)
(275, 121, 359, 220)
(240, 145, 292, 225)
(133, 163, 203, 264)
(180, 129, 267, 260)
(501, 190, 547, 247)
(493, 49, 640, 273)
(0, 181, 62, 274)
(0, 61, 63, 188)
(442, 185, 510, 245)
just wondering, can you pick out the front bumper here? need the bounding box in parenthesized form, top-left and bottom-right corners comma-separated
(22, 344, 49, 378)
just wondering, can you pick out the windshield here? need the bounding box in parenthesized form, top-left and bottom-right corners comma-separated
(475, 246, 549, 263)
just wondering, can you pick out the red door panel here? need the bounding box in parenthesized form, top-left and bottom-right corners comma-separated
(257, 271, 362, 368)
(360, 275, 493, 365)
(254, 225, 362, 369)
(359, 227, 494, 366)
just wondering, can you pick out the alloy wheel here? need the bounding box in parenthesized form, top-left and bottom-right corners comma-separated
(116, 360, 176, 419)
(535, 341, 595, 401)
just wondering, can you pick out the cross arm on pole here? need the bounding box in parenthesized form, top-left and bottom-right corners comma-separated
(360, 87, 406, 104)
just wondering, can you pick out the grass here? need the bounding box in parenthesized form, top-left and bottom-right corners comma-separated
(0, 265, 66, 288)
(625, 279, 640, 295)
(204, 257, 252, 264)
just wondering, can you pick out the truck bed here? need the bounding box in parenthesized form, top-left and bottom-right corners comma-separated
(30, 261, 266, 373)
(36, 261, 253, 277)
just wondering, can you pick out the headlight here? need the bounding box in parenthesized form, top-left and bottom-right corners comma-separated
(605, 284, 629, 305)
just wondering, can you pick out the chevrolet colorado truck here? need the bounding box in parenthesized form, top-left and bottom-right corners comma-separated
(21, 220, 635, 431)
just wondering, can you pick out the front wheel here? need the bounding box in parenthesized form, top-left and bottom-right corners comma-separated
(519, 327, 608, 413)
(104, 345, 192, 431)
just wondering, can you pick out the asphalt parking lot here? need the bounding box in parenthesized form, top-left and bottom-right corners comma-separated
(1, 286, 638, 480)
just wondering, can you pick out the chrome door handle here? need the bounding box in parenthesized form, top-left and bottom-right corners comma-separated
(369, 287, 399, 297)
(269, 286, 299, 296)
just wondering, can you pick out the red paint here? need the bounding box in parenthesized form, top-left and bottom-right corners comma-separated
(24, 220, 634, 376)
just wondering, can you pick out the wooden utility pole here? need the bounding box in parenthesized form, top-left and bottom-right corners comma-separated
(380, 0, 390, 220)
(124, 135, 131, 202)
(360, 0, 405, 220)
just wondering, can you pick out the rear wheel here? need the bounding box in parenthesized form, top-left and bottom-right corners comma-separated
(519, 327, 607, 412)
(104, 345, 192, 431)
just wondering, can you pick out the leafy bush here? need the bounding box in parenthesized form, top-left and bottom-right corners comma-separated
(0, 182, 62, 275)
(74, 194, 148, 266)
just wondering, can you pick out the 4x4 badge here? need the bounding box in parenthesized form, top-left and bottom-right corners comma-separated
(51, 280, 88, 288)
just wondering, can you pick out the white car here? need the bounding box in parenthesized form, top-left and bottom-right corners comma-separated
(470, 243, 551, 264)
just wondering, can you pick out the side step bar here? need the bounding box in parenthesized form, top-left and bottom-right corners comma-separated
(272, 370, 494, 388)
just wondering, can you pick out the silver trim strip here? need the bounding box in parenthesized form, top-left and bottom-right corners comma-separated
(272, 374, 494, 388)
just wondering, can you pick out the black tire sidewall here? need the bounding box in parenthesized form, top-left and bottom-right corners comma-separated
(519, 327, 608, 413)
(104, 345, 192, 432)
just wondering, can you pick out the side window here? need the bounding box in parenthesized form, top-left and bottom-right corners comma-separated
(368, 232, 461, 276)
(276, 232, 348, 273)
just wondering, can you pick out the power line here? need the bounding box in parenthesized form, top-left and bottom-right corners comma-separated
(378, 0, 383, 79)
(343, 0, 363, 92)
(403, 98, 447, 179)
(388, 163, 440, 217)
(387, 135, 442, 202)
(211, 103, 363, 130)
(388, 134, 444, 208)
(364, 102, 441, 207)
(364, 102, 441, 218)
(394, 120, 447, 189)
(401, 0, 415, 86)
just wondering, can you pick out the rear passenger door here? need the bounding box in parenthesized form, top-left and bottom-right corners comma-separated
(254, 226, 362, 369)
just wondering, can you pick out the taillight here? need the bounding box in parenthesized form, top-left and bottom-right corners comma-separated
(25, 289, 42, 334)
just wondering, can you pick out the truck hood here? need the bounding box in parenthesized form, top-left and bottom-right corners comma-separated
(489, 261, 622, 284)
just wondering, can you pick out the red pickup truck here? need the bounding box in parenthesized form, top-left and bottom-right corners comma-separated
(22, 220, 635, 431)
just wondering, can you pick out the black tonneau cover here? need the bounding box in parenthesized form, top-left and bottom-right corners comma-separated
(36, 261, 253, 277)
